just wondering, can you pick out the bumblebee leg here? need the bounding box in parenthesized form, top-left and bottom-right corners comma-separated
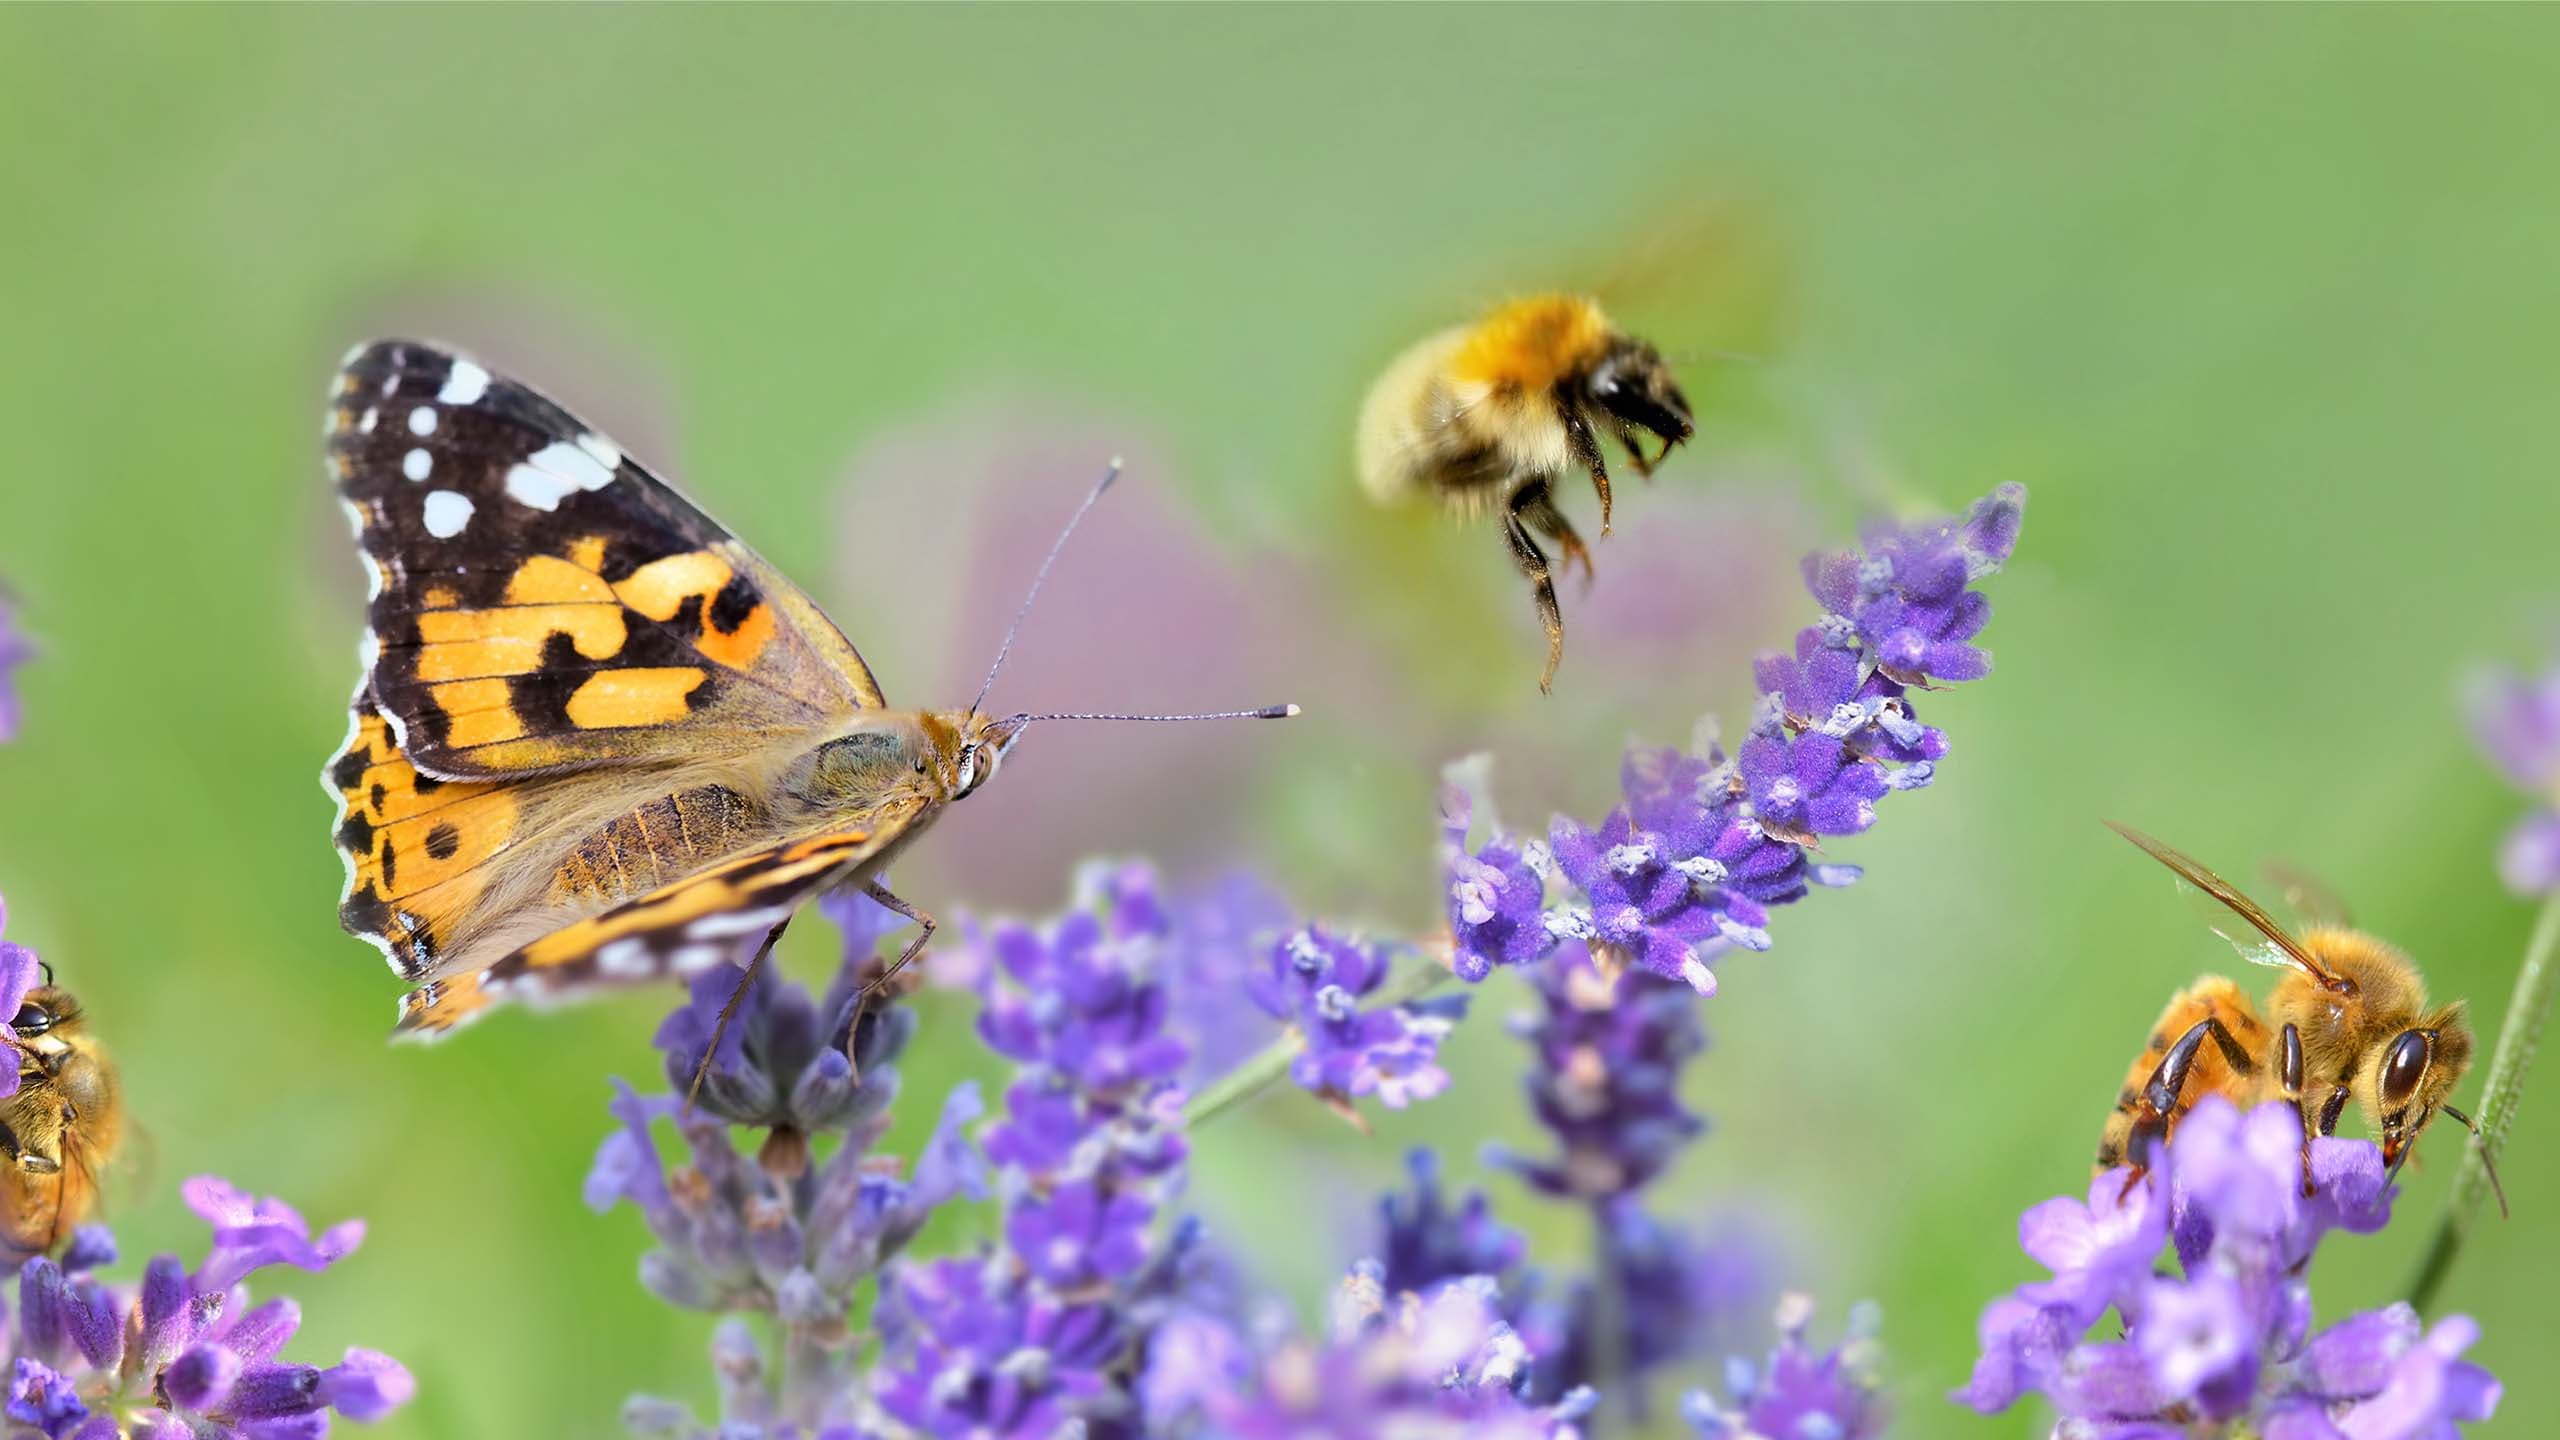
(1557, 395, 1614, 534)
(2119, 1018, 2218, 1199)
(1501, 490, 1564, 693)
(1607, 416, 1661, 478)
(685, 916, 793, 1113)
(1514, 477, 1594, 590)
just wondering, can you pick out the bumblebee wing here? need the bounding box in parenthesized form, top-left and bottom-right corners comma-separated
(392, 806, 926, 1037)
(2105, 821, 2346, 988)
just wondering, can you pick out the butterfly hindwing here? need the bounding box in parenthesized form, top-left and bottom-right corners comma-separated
(329, 691, 532, 981)
(392, 817, 920, 1037)
(326, 339, 884, 779)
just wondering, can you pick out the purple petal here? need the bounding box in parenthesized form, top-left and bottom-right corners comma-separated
(317, 1348, 416, 1422)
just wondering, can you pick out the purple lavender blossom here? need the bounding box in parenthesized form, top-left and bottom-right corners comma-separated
(0, 1176, 411, 1437)
(601, 899, 986, 1437)
(1246, 925, 1457, 1110)
(870, 863, 1198, 1437)
(1492, 949, 1705, 1202)
(1377, 1148, 1526, 1298)
(0, 902, 41, 1103)
(0, 590, 30, 744)
(1443, 775, 1558, 983)
(1139, 1265, 1590, 1439)
(2465, 658, 2560, 894)
(1463, 485, 2022, 1000)
(1958, 1096, 2498, 1436)
(1683, 1294, 1884, 1440)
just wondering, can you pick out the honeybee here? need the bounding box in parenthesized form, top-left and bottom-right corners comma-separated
(0, 979, 123, 1256)
(2099, 823, 2503, 1209)
(1355, 295, 1695, 692)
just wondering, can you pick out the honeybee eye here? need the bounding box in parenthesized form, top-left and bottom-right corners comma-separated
(2380, 1029, 2431, 1107)
(9, 1004, 52, 1038)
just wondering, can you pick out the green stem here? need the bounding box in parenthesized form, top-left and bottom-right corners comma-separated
(1585, 1202, 1631, 1426)
(2407, 889, 2560, 1313)
(1180, 954, 1456, 1129)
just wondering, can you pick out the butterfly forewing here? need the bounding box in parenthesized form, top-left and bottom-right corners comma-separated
(324, 341, 952, 1034)
(326, 339, 883, 779)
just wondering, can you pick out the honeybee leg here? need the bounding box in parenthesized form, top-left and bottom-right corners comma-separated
(685, 916, 794, 1114)
(2118, 1018, 2221, 1199)
(1556, 397, 1614, 534)
(2279, 1023, 2314, 1196)
(1513, 478, 1594, 589)
(1500, 496, 1565, 693)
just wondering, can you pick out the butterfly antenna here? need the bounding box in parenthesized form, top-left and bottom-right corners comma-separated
(969, 457, 1124, 721)
(1013, 705, 1299, 725)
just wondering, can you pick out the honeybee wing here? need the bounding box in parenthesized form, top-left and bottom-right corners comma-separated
(2262, 859, 2354, 930)
(2105, 821, 2348, 989)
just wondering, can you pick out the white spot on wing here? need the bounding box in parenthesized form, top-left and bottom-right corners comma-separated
(359, 407, 378, 434)
(422, 490, 475, 538)
(670, 943, 729, 974)
(503, 440, 618, 510)
(684, 910, 781, 940)
(438, 359, 490, 406)
(402, 448, 432, 482)
(575, 432, 623, 474)
(597, 939, 652, 978)
(408, 406, 437, 436)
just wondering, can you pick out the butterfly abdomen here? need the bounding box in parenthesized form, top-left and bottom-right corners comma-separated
(551, 784, 765, 901)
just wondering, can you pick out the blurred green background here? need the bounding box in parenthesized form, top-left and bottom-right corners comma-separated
(5, 7, 2560, 1437)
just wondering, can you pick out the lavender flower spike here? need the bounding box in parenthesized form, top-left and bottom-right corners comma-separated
(1443, 756, 1558, 983)
(0, 589, 30, 744)
(0, 898, 43, 1102)
(1957, 1096, 2498, 1437)
(1683, 1293, 1885, 1440)
(2465, 657, 2560, 894)
(1514, 485, 2023, 997)
(0, 1174, 411, 1436)
(601, 898, 984, 1438)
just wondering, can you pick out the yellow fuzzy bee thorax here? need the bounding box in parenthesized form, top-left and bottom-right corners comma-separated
(1446, 295, 1615, 397)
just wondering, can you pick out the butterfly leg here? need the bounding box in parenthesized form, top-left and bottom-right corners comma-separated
(1556, 394, 1614, 535)
(1501, 488, 1565, 694)
(845, 882, 937, 1079)
(684, 916, 793, 1114)
(858, 882, 938, 996)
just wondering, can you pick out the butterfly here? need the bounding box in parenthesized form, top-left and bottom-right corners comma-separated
(321, 340, 1289, 1037)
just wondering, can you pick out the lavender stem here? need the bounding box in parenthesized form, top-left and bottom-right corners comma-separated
(2408, 888, 2560, 1312)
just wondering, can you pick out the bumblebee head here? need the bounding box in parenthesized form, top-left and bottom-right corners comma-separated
(1585, 336, 1694, 452)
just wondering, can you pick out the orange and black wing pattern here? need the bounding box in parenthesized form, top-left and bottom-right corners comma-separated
(395, 819, 915, 1036)
(324, 339, 882, 780)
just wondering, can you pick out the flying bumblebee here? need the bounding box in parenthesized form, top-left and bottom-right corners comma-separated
(0, 978, 123, 1256)
(1355, 295, 1695, 692)
(2098, 822, 2504, 1212)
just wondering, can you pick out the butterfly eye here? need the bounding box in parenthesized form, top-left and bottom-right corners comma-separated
(2380, 1029, 2431, 1107)
(10, 1004, 52, 1038)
